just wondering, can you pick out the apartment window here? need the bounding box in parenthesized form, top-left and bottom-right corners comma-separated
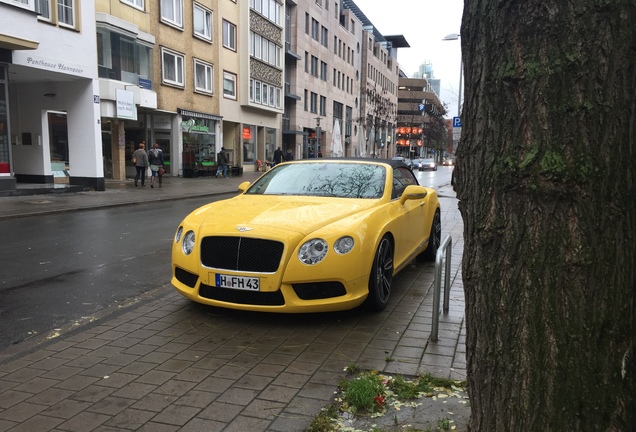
(320, 96, 326, 116)
(57, 0, 74, 27)
(305, 13, 309, 34)
(320, 61, 327, 81)
(268, 41, 276, 65)
(262, 40, 269, 62)
(223, 20, 237, 50)
(35, 0, 51, 19)
(333, 36, 337, 54)
(194, 59, 213, 94)
(162, 48, 184, 86)
(350, 19, 355, 34)
(304, 89, 308, 111)
(270, 86, 276, 107)
(304, 51, 309, 73)
(193, 4, 212, 41)
(310, 56, 318, 77)
(262, 83, 269, 105)
(161, 0, 183, 27)
(321, 26, 328, 47)
(121, 0, 143, 10)
(255, 81, 262, 103)
(223, 71, 237, 99)
(311, 19, 319, 41)
(310, 92, 317, 113)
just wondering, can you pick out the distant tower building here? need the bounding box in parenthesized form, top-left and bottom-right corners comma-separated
(414, 62, 440, 97)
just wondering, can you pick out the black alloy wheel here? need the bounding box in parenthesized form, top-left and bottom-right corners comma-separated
(420, 210, 441, 261)
(365, 236, 394, 311)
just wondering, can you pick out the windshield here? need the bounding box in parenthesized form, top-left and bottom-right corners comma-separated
(245, 162, 386, 198)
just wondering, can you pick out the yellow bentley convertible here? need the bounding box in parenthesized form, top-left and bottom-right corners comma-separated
(172, 158, 441, 313)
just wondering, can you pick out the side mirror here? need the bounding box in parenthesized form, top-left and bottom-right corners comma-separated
(238, 181, 251, 193)
(399, 185, 428, 204)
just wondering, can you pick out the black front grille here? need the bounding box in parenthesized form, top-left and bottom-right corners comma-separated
(199, 283, 285, 306)
(200, 236, 284, 272)
(292, 282, 347, 300)
(175, 267, 199, 288)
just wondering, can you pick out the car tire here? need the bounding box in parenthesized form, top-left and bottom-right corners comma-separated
(365, 236, 394, 311)
(420, 210, 441, 261)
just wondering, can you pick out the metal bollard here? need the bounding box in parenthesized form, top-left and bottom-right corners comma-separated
(431, 235, 452, 342)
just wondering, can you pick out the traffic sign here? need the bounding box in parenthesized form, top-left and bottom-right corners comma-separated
(419, 103, 425, 111)
(453, 117, 462, 127)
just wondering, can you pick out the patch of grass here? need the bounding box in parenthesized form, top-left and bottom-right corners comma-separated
(306, 368, 467, 432)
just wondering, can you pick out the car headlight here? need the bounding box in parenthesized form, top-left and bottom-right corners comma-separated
(334, 236, 354, 255)
(298, 238, 328, 265)
(182, 230, 195, 255)
(175, 226, 183, 243)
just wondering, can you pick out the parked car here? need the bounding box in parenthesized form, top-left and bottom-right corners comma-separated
(172, 159, 441, 313)
(418, 158, 438, 171)
(391, 156, 414, 170)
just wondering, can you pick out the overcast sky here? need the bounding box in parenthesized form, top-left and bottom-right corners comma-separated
(354, 0, 464, 118)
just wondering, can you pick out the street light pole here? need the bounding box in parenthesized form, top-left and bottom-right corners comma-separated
(442, 33, 462, 117)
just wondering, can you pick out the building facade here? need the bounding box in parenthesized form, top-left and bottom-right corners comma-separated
(1, 0, 103, 191)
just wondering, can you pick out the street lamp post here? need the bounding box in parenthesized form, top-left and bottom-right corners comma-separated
(442, 33, 462, 117)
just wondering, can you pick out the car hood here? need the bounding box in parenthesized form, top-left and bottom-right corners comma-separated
(189, 195, 380, 236)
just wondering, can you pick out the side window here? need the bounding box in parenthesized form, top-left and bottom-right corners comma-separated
(392, 167, 417, 199)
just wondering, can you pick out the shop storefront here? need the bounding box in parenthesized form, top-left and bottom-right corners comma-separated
(0, 64, 13, 190)
(178, 109, 221, 178)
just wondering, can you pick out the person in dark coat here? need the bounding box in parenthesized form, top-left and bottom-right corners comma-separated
(273, 147, 284, 165)
(216, 147, 229, 178)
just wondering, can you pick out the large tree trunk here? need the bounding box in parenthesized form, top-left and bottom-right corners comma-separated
(456, 1, 636, 430)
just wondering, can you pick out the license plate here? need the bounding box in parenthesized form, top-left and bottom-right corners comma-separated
(214, 274, 260, 291)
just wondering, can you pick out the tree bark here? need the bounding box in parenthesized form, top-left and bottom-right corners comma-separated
(456, 1, 636, 430)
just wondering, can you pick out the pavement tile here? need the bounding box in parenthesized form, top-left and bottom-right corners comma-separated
(134, 370, 176, 386)
(216, 387, 259, 406)
(13, 377, 59, 394)
(64, 355, 107, 369)
(284, 394, 332, 416)
(0, 390, 32, 409)
(86, 396, 135, 416)
(49, 347, 91, 361)
(72, 338, 110, 351)
(171, 349, 209, 363)
(174, 367, 212, 383)
(89, 345, 126, 359)
(268, 412, 315, 432)
(194, 400, 243, 422)
(2, 368, 44, 384)
(137, 351, 175, 365)
(41, 366, 82, 381)
(0, 381, 17, 394)
(3, 414, 63, 432)
(101, 353, 141, 367)
(19, 351, 57, 364)
(155, 342, 191, 355)
(308, 369, 345, 387)
(149, 404, 200, 426)
(117, 361, 156, 376)
(242, 398, 286, 420)
(221, 415, 272, 432)
(110, 382, 157, 400)
(51, 374, 99, 392)
(257, 384, 299, 404)
(41, 399, 93, 419)
(154, 359, 194, 374)
(26, 387, 74, 406)
(106, 337, 145, 349)
(79, 364, 121, 379)
(103, 407, 158, 430)
(89, 373, 138, 389)
(57, 411, 111, 432)
(135, 422, 179, 432)
(119, 344, 156, 358)
(392, 345, 426, 359)
(131, 393, 178, 413)
(92, 330, 131, 342)
(0, 419, 17, 432)
(0, 401, 48, 422)
(245, 363, 286, 378)
(154, 379, 197, 397)
(271, 372, 311, 389)
(179, 417, 225, 432)
(295, 382, 336, 402)
(68, 384, 116, 403)
(174, 390, 219, 409)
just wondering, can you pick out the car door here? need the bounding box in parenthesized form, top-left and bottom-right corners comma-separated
(389, 167, 428, 267)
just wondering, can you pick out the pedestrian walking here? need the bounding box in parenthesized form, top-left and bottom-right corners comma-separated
(132, 142, 149, 187)
(216, 147, 229, 178)
(273, 146, 284, 166)
(148, 143, 165, 188)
